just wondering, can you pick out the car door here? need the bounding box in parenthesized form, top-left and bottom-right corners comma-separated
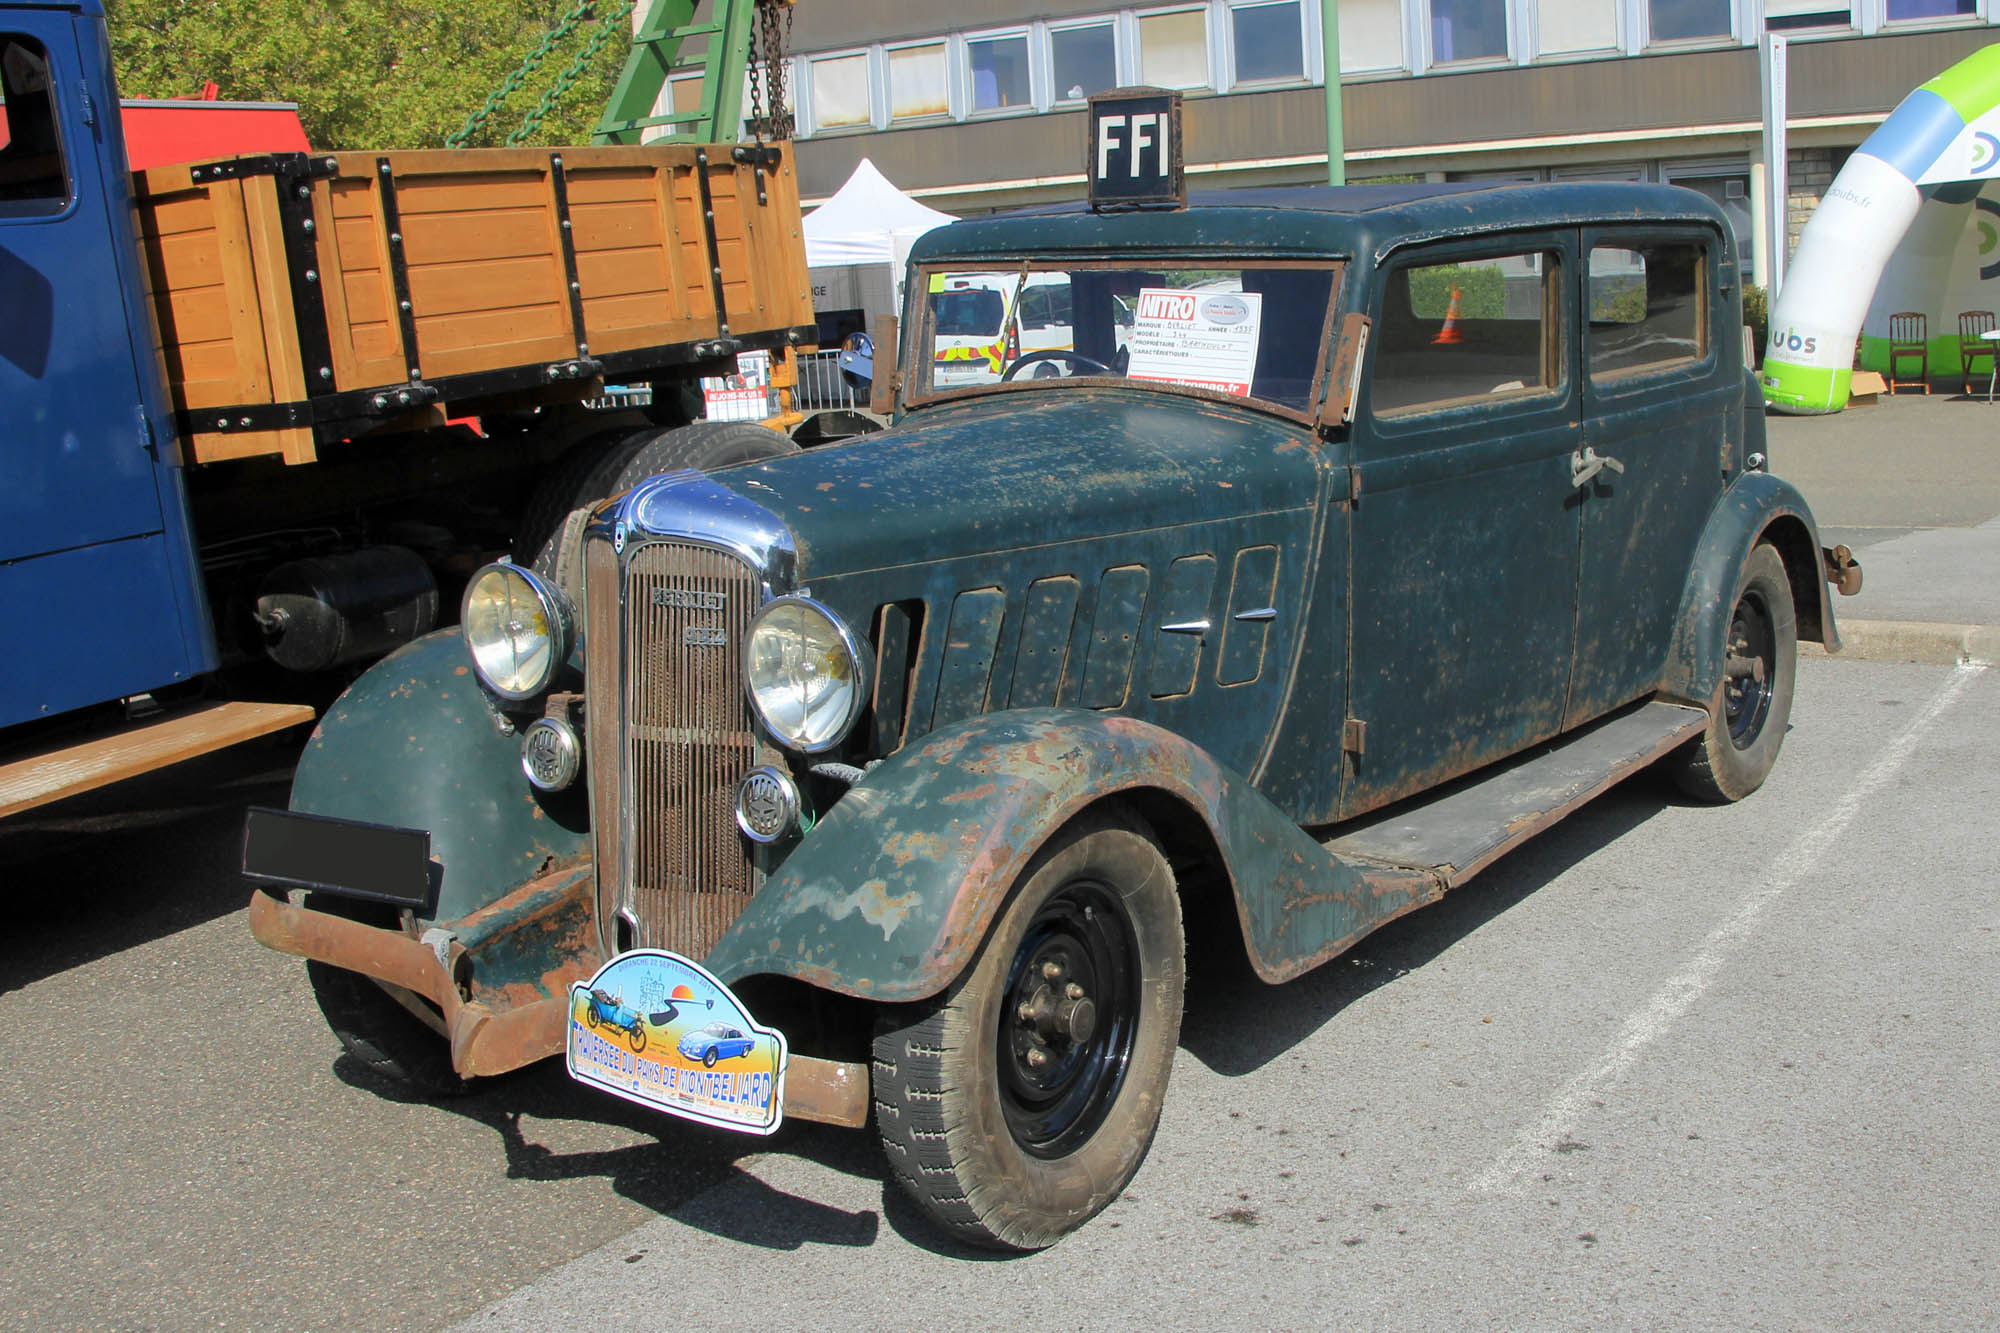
(1564, 226, 1731, 726)
(0, 14, 211, 725)
(1341, 233, 1583, 817)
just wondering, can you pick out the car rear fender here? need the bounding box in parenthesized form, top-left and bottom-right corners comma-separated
(702, 708, 1446, 1002)
(1660, 470, 1837, 707)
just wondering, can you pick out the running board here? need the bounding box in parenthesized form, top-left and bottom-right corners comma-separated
(0, 700, 316, 819)
(1323, 700, 1707, 889)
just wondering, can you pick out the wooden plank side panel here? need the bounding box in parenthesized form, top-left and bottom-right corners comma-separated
(238, 175, 317, 464)
(324, 176, 404, 388)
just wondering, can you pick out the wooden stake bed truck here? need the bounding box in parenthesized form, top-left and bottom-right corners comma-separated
(0, 0, 812, 818)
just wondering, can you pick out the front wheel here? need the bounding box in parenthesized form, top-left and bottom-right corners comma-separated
(303, 893, 469, 1097)
(1667, 542, 1797, 803)
(872, 810, 1184, 1251)
(628, 1023, 647, 1055)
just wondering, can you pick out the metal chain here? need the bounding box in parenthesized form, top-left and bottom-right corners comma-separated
(508, 0, 636, 145)
(745, 0, 794, 142)
(447, 0, 601, 148)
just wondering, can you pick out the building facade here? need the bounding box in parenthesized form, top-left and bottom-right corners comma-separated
(769, 0, 2000, 287)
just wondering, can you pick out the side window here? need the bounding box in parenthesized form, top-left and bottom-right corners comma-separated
(1017, 286, 1051, 331)
(1371, 251, 1560, 416)
(1587, 243, 1706, 380)
(0, 35, 68, 216)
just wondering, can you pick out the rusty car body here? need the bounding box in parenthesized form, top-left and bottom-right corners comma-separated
(247, 178, 1855, 1250)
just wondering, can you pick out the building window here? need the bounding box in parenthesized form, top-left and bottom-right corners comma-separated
(1886, 0, 1976, 16)
(889, 43, 949, 121)
(1763, 0, 1853, 30)
(1649, 0, 1731, 41)
(968, 33, 1032, 112)
(809, 52, 872, 129)
(1052, 22, 1119, 101)
(1231, 1, 1305, 83)
(1536, 0, 1619, 53)
(1139, 9, 1212, 89)
(1341, 0, 1408, 71)
(1431, 0, 1510, 62)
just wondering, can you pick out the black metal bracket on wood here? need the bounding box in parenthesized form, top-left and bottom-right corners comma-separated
(730, 143, 783, 206)
(373, 157, 427, 387)
(548, 153, 592, 360)
(185, 152, 339, 185)
(180, 323, 820, 447)
(175, 399, 317, 437)
(693, 148, 730, 339)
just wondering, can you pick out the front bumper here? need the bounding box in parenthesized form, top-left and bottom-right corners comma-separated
(247, 888, 871, 1128)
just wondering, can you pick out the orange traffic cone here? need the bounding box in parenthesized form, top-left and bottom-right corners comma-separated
(1432, 284, 1464, 345)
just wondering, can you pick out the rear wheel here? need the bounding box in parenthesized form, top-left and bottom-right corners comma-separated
(303, 894, 468, 1097)
(872, 810, 1184, 1250)
(1668, 542, 1797, 803)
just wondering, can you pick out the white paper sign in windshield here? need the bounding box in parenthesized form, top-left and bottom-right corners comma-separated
(1125, 288, 1263, 397)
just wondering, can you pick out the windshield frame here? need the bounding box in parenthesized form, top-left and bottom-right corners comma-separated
(902, 256, 1347, 425)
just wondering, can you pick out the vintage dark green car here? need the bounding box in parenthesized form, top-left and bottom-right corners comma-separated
(246, 178, 1858, 1251)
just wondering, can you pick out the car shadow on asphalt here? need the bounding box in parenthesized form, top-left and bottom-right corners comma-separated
(334, 1052, 891, 1253)
(1178, 772, 1674, 1078)
(0, 740, 302, 995)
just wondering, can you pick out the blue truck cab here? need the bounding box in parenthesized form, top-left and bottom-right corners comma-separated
(1, 1, 215, 733)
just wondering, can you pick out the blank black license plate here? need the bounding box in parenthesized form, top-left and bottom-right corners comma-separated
(241, 807, 436, 914)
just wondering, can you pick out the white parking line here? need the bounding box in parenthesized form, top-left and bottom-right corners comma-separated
(1473, 662, 1989, 1194)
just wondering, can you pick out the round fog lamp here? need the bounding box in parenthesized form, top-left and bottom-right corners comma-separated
(744, 596, 867, 753)
(736, 765, 802, 843)
(462, 562, 572, 700)
(521, 717, 582, 792)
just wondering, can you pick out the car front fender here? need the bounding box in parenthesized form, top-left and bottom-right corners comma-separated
(1661, 470, 1838, 706)
(287, 628, 591, 927)
(702, 708, 1446, 1002)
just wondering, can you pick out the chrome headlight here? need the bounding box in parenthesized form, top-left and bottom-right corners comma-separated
(744, 596, 867, 753)
(461, 562, 572, 700)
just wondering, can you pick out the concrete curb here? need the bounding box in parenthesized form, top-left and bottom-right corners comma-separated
(1804, 618, 2000, 666)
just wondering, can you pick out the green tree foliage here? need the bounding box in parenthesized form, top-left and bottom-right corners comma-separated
(105, 0, 625, 149)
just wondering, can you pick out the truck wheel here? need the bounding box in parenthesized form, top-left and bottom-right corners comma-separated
(608, 420, 798, 494)
(302, 894, 469, 1097)
(872, 810, 1184, 1250)
(1668, 542, 1797, 803)
(513, 427, 655, 566)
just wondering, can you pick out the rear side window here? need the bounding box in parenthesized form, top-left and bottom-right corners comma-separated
(1587, 243, 1706, 379)
(0, 35, 68, 216)
(1371, 251, 1561, 416)
(931, 286, 1006, 336)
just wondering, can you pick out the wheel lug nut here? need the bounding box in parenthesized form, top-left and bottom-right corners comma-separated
(1017, 1002, 1036, 1023)
(1065, 982, 1084, 1000)
(1041, 961, 1063, 981)
(1025, 1047, 1049, 1069)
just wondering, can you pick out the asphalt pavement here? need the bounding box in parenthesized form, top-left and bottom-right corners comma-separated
(1766, 390, 2000, 664)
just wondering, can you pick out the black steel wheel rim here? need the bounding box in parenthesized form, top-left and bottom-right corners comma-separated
(995, 879, 1139, 1159)
(1725, 586, 1776, 748)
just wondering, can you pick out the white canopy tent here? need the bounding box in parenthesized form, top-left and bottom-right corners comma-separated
(802, 157, 955, 267)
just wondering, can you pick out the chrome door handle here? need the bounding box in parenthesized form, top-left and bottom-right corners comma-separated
(1571, 446, 1626, 488)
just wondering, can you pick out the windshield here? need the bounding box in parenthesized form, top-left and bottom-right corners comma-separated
(914, 261, 1339, 412)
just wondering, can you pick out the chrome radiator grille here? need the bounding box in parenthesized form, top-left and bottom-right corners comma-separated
(586, 537, 765, 960)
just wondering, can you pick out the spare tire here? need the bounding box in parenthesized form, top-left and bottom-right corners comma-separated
(512, 427, 654, 566)
(608, 420, 799, 495)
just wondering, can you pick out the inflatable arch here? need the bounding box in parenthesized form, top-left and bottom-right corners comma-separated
(1763, 43, 2000, 414)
